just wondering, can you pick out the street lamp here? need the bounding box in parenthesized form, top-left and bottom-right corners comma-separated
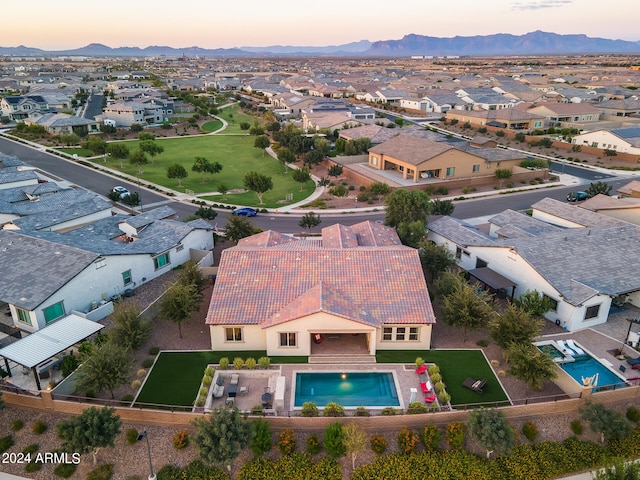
(136, 430, 156, 480)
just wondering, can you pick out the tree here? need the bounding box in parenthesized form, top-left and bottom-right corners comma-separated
(440, 282, 495, 342)
(159, 282, 200, 338)
(192, 406, 250, 470)
(138, 132, 155, 141)
(514, 289, 554, 318)
(167, 163, 188, 187)
(292, 166, 311, 191)
(75, 343, 132, 399)
(254, 135, 270, 156)
(494, 168, 513, 188)
(223, 215, 255, 243)
(323, 422, 346, 457)
(396, 220, 426, 248)
(343, 422, 367, 470)
(178, 259, 207, 294)
(56, 407, 121, 465)
(299, 211, 321, 231)
(431, 198, 455, 216)
(250, 419, 272, 456)
(121, 192, 140, 207)
(276, 148, 296, 173)
(489, 303, 543, 350)
(580, 402, 632, 444)
(385, 189, 431, 228)
(507, 343, 557, 391)
(369, 182, 391, 197)
(107, 143, 129, 168)
(303, 149, 324, 166)
(592, 460, 640, 480)
(243, 171, 273, 204)
(107, 301, 151, 351)
(139, 140, 164, 163)
(468, 408, 515, 458)
(418, 241, 456, 281)
(83, 136, 107, 155)
(129, 149, 148, 175)
(327, 164, 343, 178)
(192, 156, 222, 183)
(586, 180, 612, 197)
(314, 137, 330, 155)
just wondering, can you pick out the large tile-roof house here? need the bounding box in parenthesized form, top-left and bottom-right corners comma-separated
(571, 126, 640, 155)
(206, 221, 435, 357)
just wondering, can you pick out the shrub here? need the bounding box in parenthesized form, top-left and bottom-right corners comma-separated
(22, 443, 39, 455)
(148, 346, 160, 355)
(198, 387, 208, 397)
(435, 186, 449, 195)
(627, 406, 640, 422)
(137, 368, 147, 378)
(496, 130, 505, 137)
(445, 422, 465, 448)
(202, 375, 213, 387)
(476, 339, 489, 347)
(381, 407, 398, 416)
(438, 392, 451, 405)
(32, 420, 47, 435)
(329, 184, 349, 197)
(0, 435, 14, 454)
(421, 424, 441, 451)
(219, 357, 229, 370)
(61, 354, 80, 378)
(131, 379, 141, 390)
(170, 429, 189, 450)
(430, 372, 442, 383)
(204, 367, 215, 377)
(434, 381, 446, 394)
(407, 402, 428, 414)
(324, 422, 346, 457)
(306, 434, 322, 455)
(25, 461, 43, 473)
(251, 404, 264, 415)
(278, 428, 297, 455)
(11, 419, 23, 431)
(233, 357, 244, 369)
(195, 394, 206, 407)
(370, 434, 388, 454)
(397, 427, 420, 454)
(522, 421, 539, 442)
(415, 357, 425, 367)
(241, 357, 256, 370)
(142, 358, 154, 369)
(126, 428, 139, 445)
(251, 419, 272, 455)
(324, 402, 345, 417)
(301, 401, 319, 417)
(122, 394, 134, 402)
(354, 406, 370, 417)
(428, 365, 440, 376)
(53, 462, 77, 478)
(570, 419, 583, 435)
(86, 464, 114, 480)
(258, 356, 270, 369)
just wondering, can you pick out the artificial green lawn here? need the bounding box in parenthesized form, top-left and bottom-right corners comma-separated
(135, 351, 307, 407)
(376, 349, 509, 407)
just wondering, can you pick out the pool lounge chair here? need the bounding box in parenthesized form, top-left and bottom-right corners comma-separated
(627, 357, 640, 369)
(463, 377, 487, 393)
(566, 339, 585, 356)
(556, 340, 575, 356)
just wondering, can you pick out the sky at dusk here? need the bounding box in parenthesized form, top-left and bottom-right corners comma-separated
(4, 0, 639, 50)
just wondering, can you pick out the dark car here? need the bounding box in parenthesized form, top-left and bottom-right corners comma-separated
(567, 191, 589, 202)
(231, 207, 257, 217)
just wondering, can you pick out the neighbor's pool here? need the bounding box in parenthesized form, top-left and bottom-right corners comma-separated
(294, 372, 399, 407)
(560, 355, 626, 391)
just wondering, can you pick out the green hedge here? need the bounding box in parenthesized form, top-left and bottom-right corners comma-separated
(237, 453, 341, 480)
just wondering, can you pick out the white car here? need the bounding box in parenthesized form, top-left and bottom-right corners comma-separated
(112, 186, 131, 199)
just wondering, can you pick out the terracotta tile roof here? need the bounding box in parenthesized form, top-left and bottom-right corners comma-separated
(206, 221, 435, 328)
(368, 134, 453, 165)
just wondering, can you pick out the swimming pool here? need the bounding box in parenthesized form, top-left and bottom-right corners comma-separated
(560, 355, 626, 391)
(293, 372, 399, 407)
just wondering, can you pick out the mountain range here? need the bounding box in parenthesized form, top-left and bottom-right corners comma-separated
(2, 31, 639, 58)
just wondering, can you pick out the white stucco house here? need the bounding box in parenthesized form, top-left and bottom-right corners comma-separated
(572, 126, 640, 156)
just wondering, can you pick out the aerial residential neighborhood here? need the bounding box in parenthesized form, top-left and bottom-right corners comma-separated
(1, 21, 640, 480)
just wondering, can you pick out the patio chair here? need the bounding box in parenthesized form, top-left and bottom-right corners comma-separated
(213, 384, 224, 398)
(463, 377, 487, 393)
(626, 357, 640, 369)
(415, 364, 427, 375)
(566, 339, 585, 356)
(420, 381, 432, 393)
(424, 392, 437, 403)
(230, 373, 239, 385)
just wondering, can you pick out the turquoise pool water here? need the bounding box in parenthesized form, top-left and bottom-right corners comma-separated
(294, 372, 399, 407)
(560, 355, 626, 390)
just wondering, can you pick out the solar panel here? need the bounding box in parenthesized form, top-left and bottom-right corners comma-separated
(613, 127, 640, 139)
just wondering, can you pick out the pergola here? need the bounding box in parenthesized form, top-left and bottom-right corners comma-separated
(468, 267, 517, 301)
(0, 314, 104, 391)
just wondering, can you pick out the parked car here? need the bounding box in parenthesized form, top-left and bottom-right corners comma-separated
(567, 191, 589, 202)
(231, 207, 257, 217)
(112, 186, 131, 199)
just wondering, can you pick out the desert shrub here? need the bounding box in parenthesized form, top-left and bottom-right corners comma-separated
(370, 434, 388, 454)
(171, 430, 189, 450)
(148, 346, 160, 355)
(61, 354, 80, 378)
(22, 443, 39, 454)
(250, 419, 271, 455)
(435, 186, 448, 195)
(434, 381, 446, 394)
(142, 358, 154, 368)
(53, 462, 77, 478)
(354, 406, 370, 417)
(195, 394, 206, 407)
(324, 402, 345, 417)
(137, 368, 147, 378)
(245, 357, 257, 370)
(11, 419, 23, 431)
(131, 379, 141, 390)
(219, 357, 229, 370)
(25, 461, 43, 473)
(278, 428, 297, 455)
(258, 357, 270, 369)
(496, 130, 505, 137)
(421, 424, 441, 451)
(86, 464, 113, 480)
(407, 402, 428, 414)
(122, 394, 134, 402)
(397, 427, 420, 454)
(301, 401, 319, 417)
(438, 392, 451, 405)
(233, 357, 245, 369)
(522, 421, 539, 442)
(476, 339, 489, 347)
(627, 406, 640, 422)
(445, 422, 465, 448)
(324, 422, 346, 457)
(329, 185, 348, 197)
(381, 407, 398, 416)
(306, 434, 322, 455)
(125, 428, 139, 445)
(0, 435, 14, 454)
(32, 420, 47, 435)
(571, 419, 583, 435)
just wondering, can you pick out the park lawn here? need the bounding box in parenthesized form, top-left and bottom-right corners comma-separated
(57, 147, 93, 157)
(105, 134, 315, 206)
(201, 119, 223, 132)
(376, 349, 509, 407)
(135, 350, 307, 407)
(214, 104, 255, 134)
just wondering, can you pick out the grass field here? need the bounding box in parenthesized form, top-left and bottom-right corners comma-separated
(376, 349, 509, 407)
(135, 351, 307, 407)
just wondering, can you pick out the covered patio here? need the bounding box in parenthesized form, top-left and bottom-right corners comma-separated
(468, 267, 517, 300)
(0, 314, 103, 391)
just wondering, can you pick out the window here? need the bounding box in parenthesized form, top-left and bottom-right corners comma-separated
(371, 156, 378, 166)
(543, 294, 558, 312)
(95, 258, 106, 269)
(16, 308, 31, 326)
(153, 252, 170, 270)
(43, 301, 65, 324)
(584, 304, 601, 320)
(476, 258, 488, 269)
(409, 327, 419, 341)
(455, 246, 462, 259)
(472, 164, 480, 173)
(382, 326, 419, 342)
(446, 167, 455, 177)
(395, 327, 405, 341)
(225, 327, 243, 342)
(175, 244, 184, 252)
(383, 327, 392, 341)
(534, 121, 542, 128)
(279, 332, 297, 347)
(122, 270, 132, 286)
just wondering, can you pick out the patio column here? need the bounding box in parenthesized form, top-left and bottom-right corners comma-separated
(31, 366, 42, 391)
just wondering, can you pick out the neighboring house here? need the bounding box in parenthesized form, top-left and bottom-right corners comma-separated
(422, 92, 467, 113)
(578, 194, 640, 226)
(571, 126, 640, 155)
(455, 88, 519, 110)
(445, 108, 546, 131)
(596, 98, 640, 119)
(427, 199, 640, 331)
(618, 180, 640, 198)
(303, 112, 362, 132)
(269, 93, 317, 118)
(206, 221, 435, 357)
(400, 97, 428, 112)
(0, 206, 214, 332)
(0, 95, 50, 121)
(96, 100, 163, 127)
(367, 134, 524, 182)
(24, 112, 100, 135)
(527, 103, 601, 128)
(338, 124, 398, 145)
